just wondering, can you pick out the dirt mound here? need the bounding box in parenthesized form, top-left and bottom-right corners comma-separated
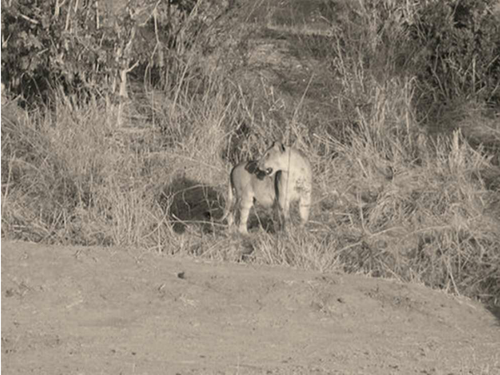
(2, 241, 499, 374)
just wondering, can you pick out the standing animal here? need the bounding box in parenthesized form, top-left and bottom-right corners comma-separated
(257, 141, 312, 230)
(220, 160, 277, 234)
(221, 142, 312, 234)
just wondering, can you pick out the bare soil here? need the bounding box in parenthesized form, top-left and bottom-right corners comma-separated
(2, 240, 499, 374)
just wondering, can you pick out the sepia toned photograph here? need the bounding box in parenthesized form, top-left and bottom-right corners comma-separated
(2, 0, 500, 373)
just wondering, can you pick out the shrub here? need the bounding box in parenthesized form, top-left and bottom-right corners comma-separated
(409, 0, 500, 117)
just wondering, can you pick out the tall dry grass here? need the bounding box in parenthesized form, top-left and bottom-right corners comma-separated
(2, 0, 499, 306)
(1, 65, 235, 247)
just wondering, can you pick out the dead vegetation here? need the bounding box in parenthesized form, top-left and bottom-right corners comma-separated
(2, 0, 500, 307)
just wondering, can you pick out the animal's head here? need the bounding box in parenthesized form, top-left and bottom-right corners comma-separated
(257, 141, 288, 176)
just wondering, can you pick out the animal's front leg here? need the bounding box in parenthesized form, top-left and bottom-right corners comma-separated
(299, 194, 311, 226)
(277, 196, 290, 232)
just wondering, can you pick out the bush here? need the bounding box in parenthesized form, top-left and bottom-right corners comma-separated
(409, 0, 500, 116)
(0, 0, 215, 102)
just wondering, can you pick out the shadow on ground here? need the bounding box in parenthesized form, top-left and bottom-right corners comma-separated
(161, 176, 225, 234)
(245, 212, 278, 234)
(160, 175, 280, 235)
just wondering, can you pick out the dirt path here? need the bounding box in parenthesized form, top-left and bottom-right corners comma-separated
(2, 241, 499, 374)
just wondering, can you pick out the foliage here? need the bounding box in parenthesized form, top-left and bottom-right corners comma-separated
(326, 0, 500, 126)
(409, 0, 500, 113)
(1, 0, 207, 101)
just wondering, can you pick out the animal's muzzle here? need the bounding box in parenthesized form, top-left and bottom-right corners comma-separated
(264, 168, 273, 175)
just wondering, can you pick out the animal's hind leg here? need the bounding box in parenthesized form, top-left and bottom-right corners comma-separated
(223, 181, 235, 230)
(226, 210, 234, 228)
(238, 198, 253, 234)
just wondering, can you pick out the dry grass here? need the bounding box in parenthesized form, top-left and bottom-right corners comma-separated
(2, 0, 499, 307)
